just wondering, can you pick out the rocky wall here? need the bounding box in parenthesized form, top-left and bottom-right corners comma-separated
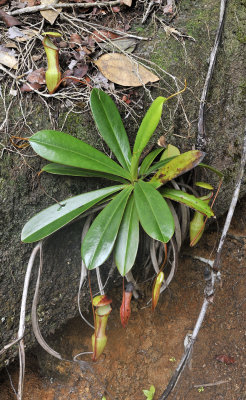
(0, 0, 245, 368)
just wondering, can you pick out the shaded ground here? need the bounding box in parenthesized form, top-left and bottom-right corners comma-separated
(0, 198, 245, 400)
(1, 0, 246, 372)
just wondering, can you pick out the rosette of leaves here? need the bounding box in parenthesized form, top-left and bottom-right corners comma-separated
(22, 89, 214, 276)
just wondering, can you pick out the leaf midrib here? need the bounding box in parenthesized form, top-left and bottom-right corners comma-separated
(101, 101, 131, 171)
(89, 188, 131, 265)
(138, 183, 164, 240)
(31, 138, 130, 179)
(121, 197, 135, 275)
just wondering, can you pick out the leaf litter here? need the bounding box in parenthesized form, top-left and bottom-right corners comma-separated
(95, 53, 159, 87)
(0, 0, 189, 150)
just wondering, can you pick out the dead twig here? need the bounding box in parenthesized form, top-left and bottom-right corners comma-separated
(213, 126, 246, 271)
(156, 16, 195, 42)
(79, 19, 149, 41)
(194, 379, 229, 388)
(9, 1, 121, 16)
(197, 0, 228, 150)
(158, 124, 246, 399)
(142, 0, 155, 24)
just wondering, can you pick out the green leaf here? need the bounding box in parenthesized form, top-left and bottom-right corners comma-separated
(143, 385, 155, 400)
(142, 156, 177, 178)
(42, 163, 128, 183)
(195, 181, 214, 190)
(199, 163, 224, 178)
(150, 150, 205, 188)
(82, 186, 133, 270)
(160, 144, 180, 160)
(131, 96, 167, 179)
(139, 148, 163, 176)
(90, 89, 132, 171)
(161, 188, 214, 217)
(134, 180, 174, 243)
(21, 185, 125, 243)
(29, 130, 131, 181)
(114, 195, 139, 276)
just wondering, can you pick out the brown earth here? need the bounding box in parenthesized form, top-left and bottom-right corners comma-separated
(0, 198, 245, 400)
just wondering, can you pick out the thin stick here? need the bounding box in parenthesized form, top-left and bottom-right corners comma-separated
(2, 243, 41, 400)
(158, 124, 246, 399)
(142, 0, 154, 24)
(77, 19, 149, 41)
(9, 1, 121, 16)
(197, 0, 228, 150)
(31, 242, 63, 360)
(194, 379, 229, 388)
(213, 126, 246, 271)
(125, 271, 139, 299)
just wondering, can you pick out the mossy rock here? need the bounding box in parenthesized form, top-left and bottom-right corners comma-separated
(0, 0, 245, 369)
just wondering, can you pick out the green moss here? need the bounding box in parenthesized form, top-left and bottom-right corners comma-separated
(236, 28, 246, 43)
(239, 80, 246, 95)
(58, 112, 103, 150)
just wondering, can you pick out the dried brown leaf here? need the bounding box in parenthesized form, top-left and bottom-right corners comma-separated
(94, 53, 159, 87)
(81, 45, 91, 55)
(57, 41, 67, 48)
(21, 82, 42, 92)
(17, 29, 39, 42)
(91, 30, 119, 43)
(27, 68, 46, 84)
(120, 0, 132, 6)
(0, 10, 22, 27)
(216, 355, 236, 365)
(0, 50, 18, 69)
(32, 54, 42, 61)
(98, 38, 136, 53)
(7, 27, 38, 42)
(5, 41, 18, 49)
(112, 6, 120, 12)
(62, 64, 89, 87)
(40, 0, 62, 25)
(69, 33, 82, 48)
(163, 4, 173, 14)
(73, 64, 88, 78)
(157, 135, 166, 147)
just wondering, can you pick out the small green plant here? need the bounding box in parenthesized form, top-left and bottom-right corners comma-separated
(143, 385, 155, 399)
(22, 88, 216, 359)
(22, 89, 213, 267)
(198, 386, 205, 393)
(91, 295, 112, 361)
(189, 182, 214, 246)
(42, 32, 62, 94)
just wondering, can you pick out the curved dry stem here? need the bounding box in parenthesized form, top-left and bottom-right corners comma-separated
(197, 0, 228, 150)
(125, 271, 139, 299)
(148, 237, 178, 306)
(159, 238, 178, 295)
(78, 215, 94, 330)
(31, 242, 63, 360)
(0, 243, 41, 400)
(150, 238, 159, 274)
(96, 267, 105, 296)
(166, 199, 182, 251)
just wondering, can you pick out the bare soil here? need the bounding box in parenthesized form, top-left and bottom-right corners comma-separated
(0, 198, 245, 400)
